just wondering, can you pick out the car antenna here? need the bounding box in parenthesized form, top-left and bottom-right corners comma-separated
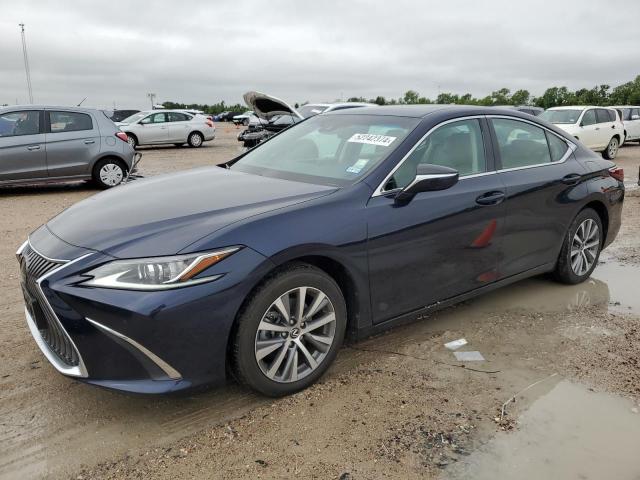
(77, 97, 87, 107)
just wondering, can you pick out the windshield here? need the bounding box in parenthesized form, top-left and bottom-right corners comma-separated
(231, 114, 420, 186)
(297, 105, 329, 118)
(121, 112, 147, 124)
(539, 109, 582, 124)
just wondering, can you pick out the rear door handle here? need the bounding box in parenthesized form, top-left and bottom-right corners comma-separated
(83, 139, 95, 144)
(476, 191, 505, 205)
(611, 125, 616, 129)
(595, 127, 600, 130)
(26, 145, 40, 151)
(562, 173, 582, 185)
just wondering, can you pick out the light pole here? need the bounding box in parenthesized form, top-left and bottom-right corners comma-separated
(19, 23, 33, 104)
(147, 93, 156, 109)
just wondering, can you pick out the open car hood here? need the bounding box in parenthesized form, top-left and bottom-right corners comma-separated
(243, 91, 303, 120)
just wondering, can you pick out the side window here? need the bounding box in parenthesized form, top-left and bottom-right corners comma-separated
(384, 119, 486, 191)
(167, 112, 189, 122)
(49, 111, 93, 133)
(632, 108, 640, 120)
(581, 109, 596, 126)
(546, 132, 569, 162)
(492, 118, 551, 169)
(595, 109, 611, 124)
(142, 113, 166, 124)
(0, 110, 41, 137)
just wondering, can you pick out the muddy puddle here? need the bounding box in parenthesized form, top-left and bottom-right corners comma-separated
(446, 379, 640, 479)
(1, 259, 639, 479)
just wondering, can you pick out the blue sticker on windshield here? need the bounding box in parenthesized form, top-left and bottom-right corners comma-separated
(346, 159, 369, 174)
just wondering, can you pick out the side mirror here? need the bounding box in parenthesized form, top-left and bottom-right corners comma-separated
(395, 164, 459, 204)
(579, 122, 584, 127)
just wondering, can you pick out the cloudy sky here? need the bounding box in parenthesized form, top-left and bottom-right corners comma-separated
(1, 0, 638, 109)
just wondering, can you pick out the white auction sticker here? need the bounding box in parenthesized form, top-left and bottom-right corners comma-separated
(347, 133, 397, 147)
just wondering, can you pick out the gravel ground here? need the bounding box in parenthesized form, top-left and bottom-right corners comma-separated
(1, 128, 639, 480)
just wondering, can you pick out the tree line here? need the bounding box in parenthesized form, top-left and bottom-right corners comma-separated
(163, 75, 640, 113)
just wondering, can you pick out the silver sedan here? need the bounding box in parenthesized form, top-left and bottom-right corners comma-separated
(117, 110, 216, 148)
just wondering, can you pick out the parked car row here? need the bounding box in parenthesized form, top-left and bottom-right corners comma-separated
(0, 106, 138, 188)
(116, 110, 216, 148)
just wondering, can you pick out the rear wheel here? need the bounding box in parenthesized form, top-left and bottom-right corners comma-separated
(93, 158, 126, 189)
(553, 208, 603, 284)
(232, 264, 346, 397)
(126, 134, 137, 149)
(602, 137, 618, 159)
(188, 132, 203, 147)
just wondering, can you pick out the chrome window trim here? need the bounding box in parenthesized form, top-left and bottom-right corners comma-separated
(373, 114, 579, 197)
(23, 248, 93, 378)
(487, 114, 577, 170)
(373, 115, 486, 197)
(85, 318, 182, 380)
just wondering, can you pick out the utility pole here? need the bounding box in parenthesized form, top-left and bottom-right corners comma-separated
(147, 93, 156, 109)
(19, 23, 33, 104)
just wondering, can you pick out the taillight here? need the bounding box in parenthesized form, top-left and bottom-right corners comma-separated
(608, 166, 624, 182)
(116, 132, 128, 143)
(205, 119, 214, 128)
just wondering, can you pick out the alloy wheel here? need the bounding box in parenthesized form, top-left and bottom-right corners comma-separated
(99, 163, 124, 187)
(127, 136, 136, 148)
(190, 133, 202, 147)
(570, 218, 599, 276)
(255, 286, 336, 383)
(607, 138, 618, 158)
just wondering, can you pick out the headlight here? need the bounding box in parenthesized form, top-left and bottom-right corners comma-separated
(83, 247, 240, 290)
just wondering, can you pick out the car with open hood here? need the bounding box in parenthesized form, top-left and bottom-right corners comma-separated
(18, 105, 623, 397)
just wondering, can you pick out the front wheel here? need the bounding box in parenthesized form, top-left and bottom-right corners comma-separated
(232, 264, 346, 397)
(188, 132, 203, 147)
(553, 208, 603, 284)
(602, 137, 618, 160)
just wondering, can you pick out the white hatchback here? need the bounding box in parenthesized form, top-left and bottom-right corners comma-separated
(540, 106, 624, 159)
(117, 110, 216, 148)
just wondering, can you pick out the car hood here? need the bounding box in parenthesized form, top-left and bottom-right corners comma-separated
(46, 167, 336, 258)
(243, 91, 303, 120)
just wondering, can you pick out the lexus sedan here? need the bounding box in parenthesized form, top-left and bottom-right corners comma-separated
(1, 106, 137, 188)
(117, 110, 215, 148)
(17, 106, 623, 396)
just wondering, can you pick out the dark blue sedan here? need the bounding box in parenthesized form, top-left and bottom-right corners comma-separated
(17, 105, 624, 396)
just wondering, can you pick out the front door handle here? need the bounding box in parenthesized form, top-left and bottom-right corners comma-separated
(476, 191, 505, 206)
(595, 127, 600, 131)
(84, 139, 95, 144)
(562, 173, 582, 185)
(26, 145, 40, 151)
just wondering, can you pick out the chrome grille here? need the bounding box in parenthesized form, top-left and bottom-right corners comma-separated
(20, 244, 80, 367)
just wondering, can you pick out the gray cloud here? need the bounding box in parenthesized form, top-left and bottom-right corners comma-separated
(1, 0, 638, 109)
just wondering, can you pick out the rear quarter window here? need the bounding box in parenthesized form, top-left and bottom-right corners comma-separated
(49, 111, 93, 133)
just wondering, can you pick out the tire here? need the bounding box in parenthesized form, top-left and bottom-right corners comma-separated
(126, 134, 137, 149)
(602, 137, 618, 160)
(92, 158, 126, 189)
(553, 208, 603, 284)
(188, 131, 204, 147)
(232, 263, 347, 397)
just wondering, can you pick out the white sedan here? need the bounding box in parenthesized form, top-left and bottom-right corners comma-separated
(117, 110, 216, 148)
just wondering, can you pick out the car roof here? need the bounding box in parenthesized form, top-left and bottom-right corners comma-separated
(326, 104, 530, 118)
(0, 105, 102, 113)
(610, 105, 640, 109)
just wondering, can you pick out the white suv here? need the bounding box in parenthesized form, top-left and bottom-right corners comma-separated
(612, 106, 640, 144)
(540, 106, 624, 159)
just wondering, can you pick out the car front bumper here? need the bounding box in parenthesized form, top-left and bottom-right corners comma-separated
(17, 231, 272, 394)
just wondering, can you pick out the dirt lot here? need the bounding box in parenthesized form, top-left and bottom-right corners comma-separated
(1, 126, 639, 480)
